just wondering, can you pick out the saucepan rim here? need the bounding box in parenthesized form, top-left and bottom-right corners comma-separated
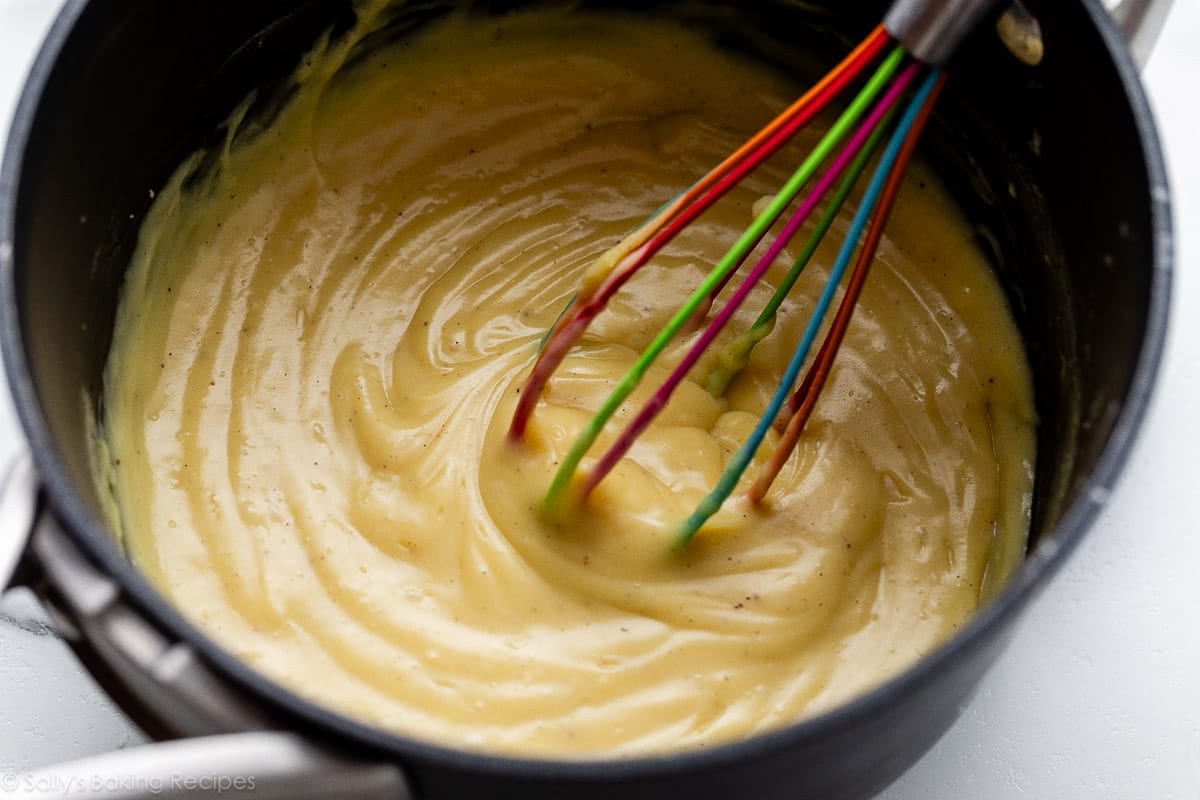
(0, 0, 1172, 780)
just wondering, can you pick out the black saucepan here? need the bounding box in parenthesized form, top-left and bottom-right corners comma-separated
(0, 1, 1172, 798)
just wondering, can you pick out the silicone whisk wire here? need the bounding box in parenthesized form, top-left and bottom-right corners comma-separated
(676, 67, 946, 544)
(540, 49, 910, 511)
(573, 64, 921, 505)
(507, 27, 893, 441)
(750, 71, 950, 503)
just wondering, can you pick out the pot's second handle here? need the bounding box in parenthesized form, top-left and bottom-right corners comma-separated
(0, 453, 37, 590)
(6, 731, 408, 799)
(1110, 0, 1172, 68)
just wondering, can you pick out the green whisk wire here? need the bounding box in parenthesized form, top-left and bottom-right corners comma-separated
(700, 103, 899, 398)
(676, 66, 944, 545)
(538, 293, 577, 352)
(541, 46, 907, 513)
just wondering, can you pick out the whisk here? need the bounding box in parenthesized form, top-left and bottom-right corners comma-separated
(508, 0, 1001, 543)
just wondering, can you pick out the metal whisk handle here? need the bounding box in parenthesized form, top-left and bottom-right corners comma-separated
(884, 0, 1004, 64)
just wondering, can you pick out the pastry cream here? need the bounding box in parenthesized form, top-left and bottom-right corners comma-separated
(93, 6, 1036, 757)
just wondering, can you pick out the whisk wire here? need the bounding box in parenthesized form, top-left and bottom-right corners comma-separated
(677, 67, 946, 543)
(507, 27, 893, 441)
(541, 48, 909, 510)
(700, 116, 894, 399)
(510, 12, 961, 543)
(750, 70, 950, 503)
(574, 62, 923, 505)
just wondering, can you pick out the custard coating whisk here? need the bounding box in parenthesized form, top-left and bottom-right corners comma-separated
(508, 0, 1002, 543)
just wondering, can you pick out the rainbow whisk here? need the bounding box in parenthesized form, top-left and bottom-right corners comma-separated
(508, 0, 1002, 543)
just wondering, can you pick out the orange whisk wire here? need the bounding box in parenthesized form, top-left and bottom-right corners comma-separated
(507, 24, 891, 441)
(749, 71, 948, 503)
(675, 66, 946, 543)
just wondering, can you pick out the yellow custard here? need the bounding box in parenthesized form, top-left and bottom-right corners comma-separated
(93, 6, 1036, 757)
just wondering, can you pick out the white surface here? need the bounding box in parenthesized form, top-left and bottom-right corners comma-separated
(1, 0, 1198, 796)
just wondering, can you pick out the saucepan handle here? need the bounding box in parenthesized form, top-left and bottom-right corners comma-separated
(1, 453, 410, 799)
(6, 732, 408, 799)
(1110, 0, 1172, 68)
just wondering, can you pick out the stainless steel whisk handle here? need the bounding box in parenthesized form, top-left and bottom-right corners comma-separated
(886, 0, 1174, 67)
(884, 0, 1005, 64)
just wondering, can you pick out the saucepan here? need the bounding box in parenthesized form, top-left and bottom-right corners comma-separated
(0, 0, 1172, 798)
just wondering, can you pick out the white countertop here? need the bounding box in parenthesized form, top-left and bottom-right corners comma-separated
(2, 1, 1198, 796)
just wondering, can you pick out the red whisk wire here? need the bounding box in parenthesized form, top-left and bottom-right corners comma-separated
(507, 24, 892, 441)
(748, 72, 948, 503)
(578, 62, 923, 501)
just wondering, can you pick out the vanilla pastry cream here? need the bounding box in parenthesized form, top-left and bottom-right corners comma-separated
(93, 6, 1036, 757)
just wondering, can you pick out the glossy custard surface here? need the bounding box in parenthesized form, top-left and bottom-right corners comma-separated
(95, 8, 1036, 756)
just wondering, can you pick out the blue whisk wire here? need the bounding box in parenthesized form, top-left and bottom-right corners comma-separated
(676, 66, 944, 544)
